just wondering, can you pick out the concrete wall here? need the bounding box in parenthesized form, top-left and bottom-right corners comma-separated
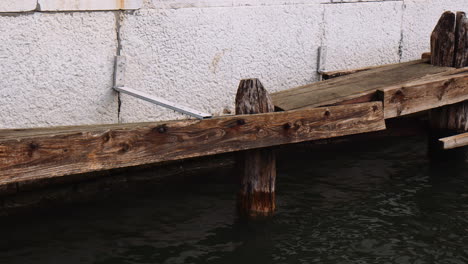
(0, 0, 466, 128)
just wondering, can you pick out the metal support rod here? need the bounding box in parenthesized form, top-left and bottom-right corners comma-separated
(114, 87, 212, 119)
(113, 56, 212, 119)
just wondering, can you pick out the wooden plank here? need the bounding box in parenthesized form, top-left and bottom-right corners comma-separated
(322, 65, 376, 80)
(271, 59, 453, 111)
(0, 102, 385, 186)
(421, 52, 432, 60)
(439, 132, 468, 150)
(379, 70, 468, 119)
(322, 53, 433, 79)
(320, 59, 431, 80)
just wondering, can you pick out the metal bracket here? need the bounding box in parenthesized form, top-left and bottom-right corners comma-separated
(113, 56, 212, 120)
(317, 46, 327, 81)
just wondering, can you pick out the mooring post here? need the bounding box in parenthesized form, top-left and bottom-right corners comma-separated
(235, 78, 276, 218)
(429, 11, 468, 159)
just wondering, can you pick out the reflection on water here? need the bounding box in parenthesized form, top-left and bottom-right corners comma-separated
(1, 136, 468, 263)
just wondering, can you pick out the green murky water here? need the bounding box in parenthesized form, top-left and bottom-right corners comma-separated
(1, 136, 468, 263)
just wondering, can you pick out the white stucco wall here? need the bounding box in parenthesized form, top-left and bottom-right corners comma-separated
(119, 5, 322, 122)
(401, 0, 468, 61)
(0, 12, 118, 128)
(0, 0, 466, 128)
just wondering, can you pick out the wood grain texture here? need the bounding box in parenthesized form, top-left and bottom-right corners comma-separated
(431, 11, 456, 67)
(235, 79, 276, 217)
(421, 52, 432, 60)
(439, 132, 468, 150)
(0, 102, 385, 186)
(271, 59, 452, 111)
(454, 12, 468, 68)
(322, 66, 375, 80)
(235, 79, 275, 114)
(428, 12, 468, 159)
(430, 100, 468, 132)
(379, 70, 468, 119)
(322, 54, 435, 80)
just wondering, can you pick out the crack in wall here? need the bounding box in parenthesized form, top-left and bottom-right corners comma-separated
(114, 11, 124, 123)
(397, 1, 406, 62)
(318, 4, 327, 79)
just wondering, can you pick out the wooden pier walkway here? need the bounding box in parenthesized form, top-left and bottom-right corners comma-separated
(0, 102, 384, 186)
(272, 59, 468, 119)
(0, 11, 467, 217)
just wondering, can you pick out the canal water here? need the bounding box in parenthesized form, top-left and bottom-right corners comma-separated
(1, 136, 468, 263)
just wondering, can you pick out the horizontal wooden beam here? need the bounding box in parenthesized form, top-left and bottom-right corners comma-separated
(322, 56, 432, 80)
(272, 59, 452, 111)
(439, 132, 468, 150)
(0, 102, 385, 186)
(378, 69, 468, 119)
(322, 67, 374, 80)
(321, 59, 429, 80)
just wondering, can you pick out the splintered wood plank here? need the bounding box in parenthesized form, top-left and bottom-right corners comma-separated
(379, 69, 468, 119)
(0, 102, 385, 185)
(439, 132, 468, 150)
(271, 59, 453, 111)
(322, 65, 379, 80)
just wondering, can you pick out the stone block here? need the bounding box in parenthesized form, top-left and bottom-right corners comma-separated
(0, 0, 37, 12)
(323, 1, 403, 71)
(38, 0, 142, 11)
(0, 12, 118, 128)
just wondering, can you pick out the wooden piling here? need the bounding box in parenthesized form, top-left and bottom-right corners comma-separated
(431, 11, 456, 67)
(235, 79, 276, 218)
(454, 12, 468, 68)
(429, 11, 468, 159)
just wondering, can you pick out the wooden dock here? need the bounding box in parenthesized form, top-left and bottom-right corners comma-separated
(0, 102, 384, 186)
(271, 59, 468, 119)
(1, 11, 468, 217)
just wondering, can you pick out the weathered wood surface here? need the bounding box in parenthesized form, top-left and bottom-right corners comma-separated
(430, 101, 468, 158)
(322, 65, 378, 80)
(322, 53, 434, 80)
(322, 57, 426, 80)
(429, 100, 468, 157)
(431, 11, 456, 67)
(430, 100, 468, 132)
(0, 102, 385, 186)
(421, 52, 432, 60)
(235, 79, 276, 217)
(439, 132, 468, 150)
(271, 59, 452, 111)
(378, 69, 468, 119)
(428, 11, 468, 159)
(454, 12, 468, 68)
